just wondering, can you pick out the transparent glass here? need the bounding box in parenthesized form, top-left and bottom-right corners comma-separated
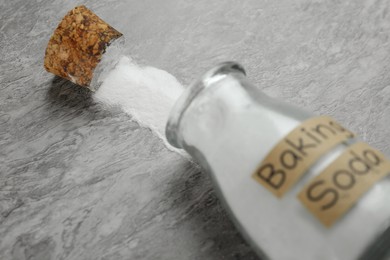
(166, 62, 390, 260)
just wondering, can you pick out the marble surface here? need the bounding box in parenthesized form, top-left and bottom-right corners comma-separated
(1, 0, 389, 259)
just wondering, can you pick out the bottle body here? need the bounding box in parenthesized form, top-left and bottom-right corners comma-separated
(166, 63, 390, 260)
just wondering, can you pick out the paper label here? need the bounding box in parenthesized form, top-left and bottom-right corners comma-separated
(298, 142, 390, 227)
(252, 116, 354, 198)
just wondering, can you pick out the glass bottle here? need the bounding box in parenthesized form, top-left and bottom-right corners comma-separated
(166, 62, 390, 260)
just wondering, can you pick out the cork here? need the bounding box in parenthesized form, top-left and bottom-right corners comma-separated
(44, 5, 123, 87)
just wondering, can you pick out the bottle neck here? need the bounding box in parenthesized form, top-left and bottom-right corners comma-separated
(165, 62, 247, 148)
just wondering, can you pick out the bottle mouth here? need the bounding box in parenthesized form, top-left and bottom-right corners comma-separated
(165, 61, 246, 148)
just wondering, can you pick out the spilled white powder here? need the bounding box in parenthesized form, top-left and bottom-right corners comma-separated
(94, 56, 184, 149)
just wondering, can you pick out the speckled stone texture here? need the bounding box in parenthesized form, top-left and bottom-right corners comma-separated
(0, 0, 389, 260)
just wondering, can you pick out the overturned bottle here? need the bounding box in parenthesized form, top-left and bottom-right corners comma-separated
(166, 62, 390, 260)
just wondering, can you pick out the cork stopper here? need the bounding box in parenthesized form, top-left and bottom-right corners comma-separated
(44, 5, 123, 88)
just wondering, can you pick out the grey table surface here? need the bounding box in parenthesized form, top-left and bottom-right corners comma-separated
(1, 0, 389, 259)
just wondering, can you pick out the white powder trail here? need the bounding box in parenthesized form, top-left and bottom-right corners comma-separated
(94, 56, 184, 152)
